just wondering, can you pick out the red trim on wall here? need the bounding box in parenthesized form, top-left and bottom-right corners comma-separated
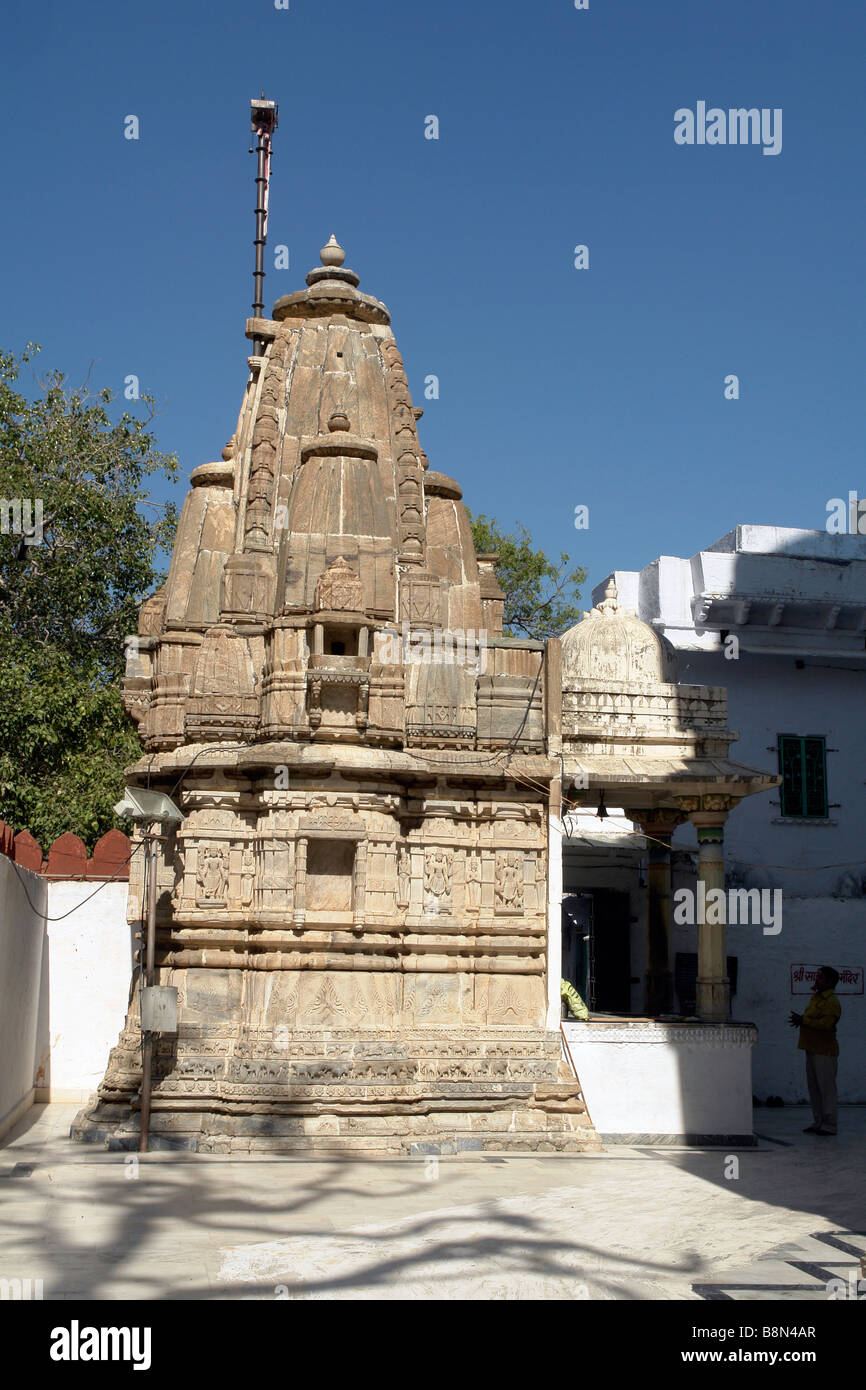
(0, 821, 130, 880)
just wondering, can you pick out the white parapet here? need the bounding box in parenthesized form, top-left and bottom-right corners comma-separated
(564, 1019, 757, 1143)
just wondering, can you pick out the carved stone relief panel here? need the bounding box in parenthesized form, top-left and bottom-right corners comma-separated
(196, 845, 228, 907)
(466, 857, 483, 913)
(396, 846, 411, 908)
(399, 572, 442, 628)
(486, 975, 546, 1027)
(240, 845, 256, 909)
(422, 847, 453, 915)
(494, 851, 524, 912)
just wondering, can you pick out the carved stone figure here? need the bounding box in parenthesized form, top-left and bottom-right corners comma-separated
(495, 852, 524, 910)
(196, 845, 227, 904)
(466, 852, 482, 910)
(396, 847, 411, 907)
(423, 847, 452, 912)
(240, 845, 255, 908)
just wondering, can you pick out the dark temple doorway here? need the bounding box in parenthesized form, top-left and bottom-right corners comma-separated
(562, 888, 631, 1014)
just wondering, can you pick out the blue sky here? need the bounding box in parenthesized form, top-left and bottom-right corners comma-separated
(2, 0, 864, 600)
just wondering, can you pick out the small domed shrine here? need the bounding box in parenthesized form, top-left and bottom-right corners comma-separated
(559, 579, 777, 1023)
(562, 580, 678, 685)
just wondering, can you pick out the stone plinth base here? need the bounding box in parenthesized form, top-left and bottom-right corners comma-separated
(72, 1027, 602, 1156)
(563, 1019, 757, 1144)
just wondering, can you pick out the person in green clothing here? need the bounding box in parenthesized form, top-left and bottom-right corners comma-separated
(789, 965, 841, 1136)
(561, 978, 589, 1021)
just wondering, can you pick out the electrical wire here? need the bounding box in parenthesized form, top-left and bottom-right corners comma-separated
(403, 666, 865, 875)
(9, 639, 857, 919)
(6, 840, 145, 921)
(561, 825, 866, 874)
(405, 649, 545, 771)
(2, 741, 229, 922)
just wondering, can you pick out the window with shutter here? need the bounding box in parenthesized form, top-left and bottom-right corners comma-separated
(778, 735, 828, 819)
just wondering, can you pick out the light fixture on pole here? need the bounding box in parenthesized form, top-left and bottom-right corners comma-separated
(114, 787, 184, 1153)
(595, 790, 609, 820)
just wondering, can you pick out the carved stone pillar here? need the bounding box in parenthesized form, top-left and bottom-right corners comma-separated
(694, 817, 728, 1021)
(353, 839, 367, 929)
(293, 836, 307, 928)
(634, 810, 686, 1017)
(678, 797, 737, 1023)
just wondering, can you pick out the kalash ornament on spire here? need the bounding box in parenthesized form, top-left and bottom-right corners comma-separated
(73, 194, 600, 1150)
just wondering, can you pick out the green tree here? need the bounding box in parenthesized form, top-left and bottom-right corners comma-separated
(0, 346, 178, 850)
(468, 511, 586, 641)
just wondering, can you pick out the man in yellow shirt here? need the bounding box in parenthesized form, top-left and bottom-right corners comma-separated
(561, 978, 589, 1021)
(789, 965, 841, 1136)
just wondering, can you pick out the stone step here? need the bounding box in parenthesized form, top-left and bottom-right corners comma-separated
(74, 1106, 600, 1154)
(204, 1131, 602, 1155)
(81, 1126, 601, 1155)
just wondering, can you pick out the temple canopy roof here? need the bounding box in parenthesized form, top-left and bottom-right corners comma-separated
(559, 583, 778, 813)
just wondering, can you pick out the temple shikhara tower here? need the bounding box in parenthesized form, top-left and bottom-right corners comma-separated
(74, 236, 598, 1153)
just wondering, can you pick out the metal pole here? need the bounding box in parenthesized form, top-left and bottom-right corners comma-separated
(138, 827, 158, 1153)
(249, 95, 278, 358)
(252, 126, 267, 327)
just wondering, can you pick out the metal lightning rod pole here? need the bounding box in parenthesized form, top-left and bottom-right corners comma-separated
(249, 94, 279, 358)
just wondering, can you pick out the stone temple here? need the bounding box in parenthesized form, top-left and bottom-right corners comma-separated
(74, 237, 777, 1154)
(73, 237, 598, 1154)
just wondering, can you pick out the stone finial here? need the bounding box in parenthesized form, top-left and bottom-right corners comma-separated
(320, 234, 346, 268)
(296, 236, 364, 299)
(597, 579, 620, 615)
(327, 410, 351, 433)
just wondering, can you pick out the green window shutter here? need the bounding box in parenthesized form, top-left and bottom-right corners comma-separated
(779, 735, 803, 816)
(803, 737, 828, 818)
(778, 735, 828, 818)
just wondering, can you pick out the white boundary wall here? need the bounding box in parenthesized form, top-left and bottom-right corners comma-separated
(0, 865, 132, 1134)
(0, 858, 46, 1139)
(38, 881, 133, 1102)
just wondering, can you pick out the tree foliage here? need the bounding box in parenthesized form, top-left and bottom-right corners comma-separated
(468, 511, 586, 641)
(0, 346, 179, 850)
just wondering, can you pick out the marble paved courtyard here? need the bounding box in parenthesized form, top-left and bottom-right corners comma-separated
(1, 1104, 864, 1301)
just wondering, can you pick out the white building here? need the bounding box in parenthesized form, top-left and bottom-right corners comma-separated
(590, 524, 866, 1103)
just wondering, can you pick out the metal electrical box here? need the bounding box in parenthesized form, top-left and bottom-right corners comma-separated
(141, 985, 178, 1033)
